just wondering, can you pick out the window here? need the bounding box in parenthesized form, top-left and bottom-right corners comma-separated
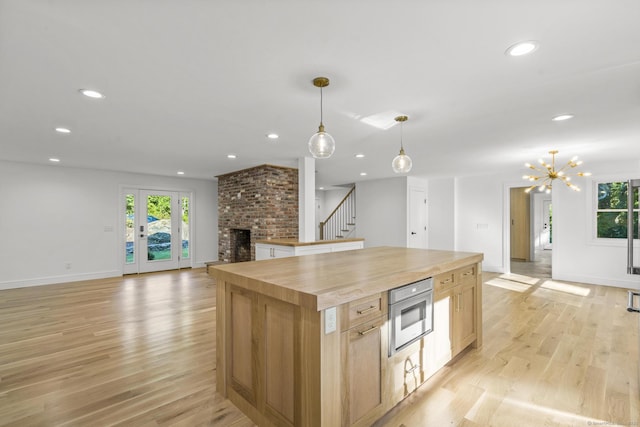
(596, 181, 638, 239)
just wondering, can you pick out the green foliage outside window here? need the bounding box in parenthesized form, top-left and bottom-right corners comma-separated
(147, 195, 172, 219)
(182, 197, 189, 224)
(596, 182, 638, 238)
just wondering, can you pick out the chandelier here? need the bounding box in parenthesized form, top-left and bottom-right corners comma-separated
(523, 150, 591, 193)
(391, 115, 412, 173)
(308, 77, 335, 159)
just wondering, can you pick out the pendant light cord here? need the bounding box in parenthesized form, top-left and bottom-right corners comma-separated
(319, 86, 324, 126)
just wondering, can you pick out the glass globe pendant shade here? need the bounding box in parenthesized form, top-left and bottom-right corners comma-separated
(392, 148, 412, 173)
(308, 124, 335, 159)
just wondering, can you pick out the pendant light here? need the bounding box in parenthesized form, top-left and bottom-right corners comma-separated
(308, 77, 335, 159)
(392, 115, 412, 173)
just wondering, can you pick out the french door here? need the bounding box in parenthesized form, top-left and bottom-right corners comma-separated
(123, 188, 191, 274)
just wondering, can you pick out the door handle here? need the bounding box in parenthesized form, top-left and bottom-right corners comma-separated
(411, 232, 417, 235)
(627, 291, 640, 313)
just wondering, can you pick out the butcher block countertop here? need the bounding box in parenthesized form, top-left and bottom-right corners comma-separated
(254, 237, 364, 246)
(210, 246, 483, 311)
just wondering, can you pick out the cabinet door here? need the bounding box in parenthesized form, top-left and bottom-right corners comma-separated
(272, 246, 294, 258)
(255, 244, 295, 260)
(331, 241, 364, 252)
(255, 244, 271, 260)
(341, 316, 386, 427)
(295, 245, 331, 256)
(452, 282, 477, 356)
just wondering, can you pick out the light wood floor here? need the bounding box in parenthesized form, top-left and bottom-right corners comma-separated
(0, 269, 638, 426)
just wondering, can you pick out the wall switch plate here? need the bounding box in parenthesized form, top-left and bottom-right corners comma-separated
(325, 306, 337, 334)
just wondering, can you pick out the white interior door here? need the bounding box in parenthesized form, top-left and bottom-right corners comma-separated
(542, 200, 552, 250)
(123, 188, 190, 274)
(408, 187, 427, 249)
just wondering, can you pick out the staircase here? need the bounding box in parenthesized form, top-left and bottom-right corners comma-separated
(320, 186, 356, 240)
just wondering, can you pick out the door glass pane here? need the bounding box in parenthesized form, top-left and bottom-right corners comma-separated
(125, 194, 135, 264)
(182, 196, 190, 259)
(147, 195, 172, 261)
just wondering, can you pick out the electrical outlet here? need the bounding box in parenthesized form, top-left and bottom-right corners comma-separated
(325, 306, 337, 334)
(65, 263, 71, 270)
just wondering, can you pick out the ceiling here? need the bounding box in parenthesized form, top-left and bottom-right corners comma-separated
(1, 0, 639, 188)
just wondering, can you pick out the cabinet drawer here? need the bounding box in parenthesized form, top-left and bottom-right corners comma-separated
(434, 271, 456, 293)
(343, 293, 387, 331)
(457, 264, 477, 286)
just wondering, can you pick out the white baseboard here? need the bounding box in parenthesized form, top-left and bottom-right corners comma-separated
(0, 270, 122, 291)
(551, 272, 640, 290)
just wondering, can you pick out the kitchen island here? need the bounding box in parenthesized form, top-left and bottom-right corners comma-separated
(212, 246, 483, 427)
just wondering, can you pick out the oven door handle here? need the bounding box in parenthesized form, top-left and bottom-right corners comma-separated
(627, 291, 640, 313)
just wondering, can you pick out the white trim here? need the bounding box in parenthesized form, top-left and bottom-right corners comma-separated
(553, 272, 640, 290)
(119, 185, 195, 274)
(0, 270, 121, 291)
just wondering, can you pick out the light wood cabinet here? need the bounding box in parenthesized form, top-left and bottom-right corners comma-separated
(225, 285, 298, 426)
(341, 315, 386, 427)
(433, 263, 481, 359)
(451, 280, 477, 356)
(214, 248, 483, 427)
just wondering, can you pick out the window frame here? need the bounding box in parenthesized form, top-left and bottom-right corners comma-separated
(589, 176, 639, 246)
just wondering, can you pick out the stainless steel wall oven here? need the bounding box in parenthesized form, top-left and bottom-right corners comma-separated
(388, 277, 434, 356)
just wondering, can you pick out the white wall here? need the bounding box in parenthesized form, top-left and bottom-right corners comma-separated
(454, 163, 640, 290)
(356, 177, 407, 248)
(455, 174, 505, 272)
(552, 171, 640, 289)
(0, 160, 218, 289)
(319, 187, 352, 221)
(427, 177, 455, 250)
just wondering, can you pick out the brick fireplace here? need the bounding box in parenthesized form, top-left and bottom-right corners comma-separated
(217, 164, 298, 262)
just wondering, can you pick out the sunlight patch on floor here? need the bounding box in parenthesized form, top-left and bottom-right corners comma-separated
(488, 395, 610, 425)
(485, 278, 532, 293)
(499, 273, 540, 285)
(539, 280, 591, 297)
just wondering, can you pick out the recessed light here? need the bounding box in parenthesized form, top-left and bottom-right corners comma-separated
(360, 172, 367, 176)
(227, 154, 237, 159)
(266, 133, 279, 140)
(355, 153, 365, 158)
(55, 127, 71, 134)
(505, 40, 539, 57)
(49, 158, 61, 163)
(552, 114, 574, 121)
(177, 171, 185, 175)
(79, 89, 105, 99)
(319, 187, 325, 190)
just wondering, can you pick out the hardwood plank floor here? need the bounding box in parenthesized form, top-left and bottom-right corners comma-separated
(0, 268, 637, 426)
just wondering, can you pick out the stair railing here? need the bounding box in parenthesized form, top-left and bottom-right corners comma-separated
(320, 186, 356, 240)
